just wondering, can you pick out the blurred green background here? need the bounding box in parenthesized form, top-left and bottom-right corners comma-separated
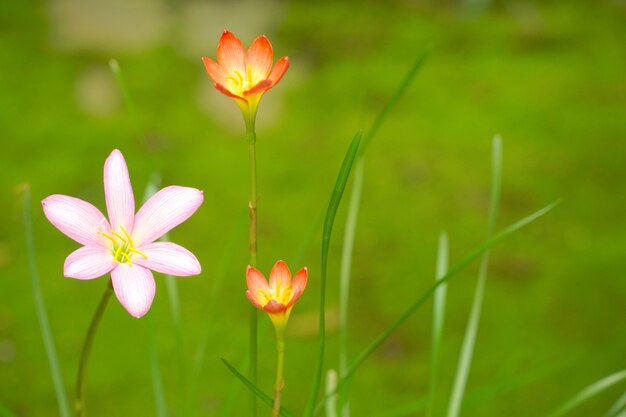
(1, 0, 625, 416)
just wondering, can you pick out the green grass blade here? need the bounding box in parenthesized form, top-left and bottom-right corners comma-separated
(303, 132, 362, 417)
(109, 58, 136, 116)
(547, 370, 626, 417)
(313, 199, 560, 415)
(446, 135, 502, 417)
(22, 185, 71, 417)
(326, 369, 339, 417)
(606, 391, 626, 417)
(426, 231, 449, 417)
(220, 358, 297, 417)
(148, 316, 169, 417)
(337, 158, 365, 417)
(360, 49, 431, 154)
(0, 403, 17, 417)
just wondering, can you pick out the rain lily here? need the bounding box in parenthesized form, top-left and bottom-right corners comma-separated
(42, 149, 204, 318)
(246, 260, 307, 330)
(202, 30, 289, 129)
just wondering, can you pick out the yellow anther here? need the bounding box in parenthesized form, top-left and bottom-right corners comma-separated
(118, 251, 133, 266)
(233, 70, 244, 83)
(111, 230, 128, 244)
(129, 247, 148, 259)
(114, 246, 122, 260)
(99, 232, 117, 246)
(120, 225, 134, 247)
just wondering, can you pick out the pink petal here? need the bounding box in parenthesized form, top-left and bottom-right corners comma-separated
(42, 194, 110, 246)
(292, 267, 308, 293)
(246, 266, 270, 292)
(268, 56, 289, 87)
(133, 242, 201, 276)
(246, 35, 273, 83)
(217, 30, 245, 75)
(104, 149, 135, 232)
(132, 186, 204, 246)
(263, 300, 287, 314)
(246, 289, 265, 310)
(202, 56, 225, 85)
(269, 260, 292, 289)
(111, 264, 155, 318)
(64, 246, 115, 280)
(214, 82, 245, 100)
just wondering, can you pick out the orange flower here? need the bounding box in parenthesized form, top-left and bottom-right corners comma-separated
(246, 260, 307, 330)
(202, 30, 289, 129)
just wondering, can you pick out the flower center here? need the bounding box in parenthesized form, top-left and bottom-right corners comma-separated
(257, 280, 293, 307)
(225, 67, 254, 95)
(99, 225, 147, 266)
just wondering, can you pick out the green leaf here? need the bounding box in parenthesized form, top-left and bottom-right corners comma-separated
(220, 358, 296, 417)
(148, 316, 169, 417)
(302, 132, 362, 417)
(606, 391, 626, 417)
(446, 135, 502, 417)
(22, 185, 72, 417)
(426, 231, 449, 417)
(313, 199, 560, 415)
(547, 370, 626, 417)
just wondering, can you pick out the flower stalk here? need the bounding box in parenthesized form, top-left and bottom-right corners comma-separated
(74, 280, 113, 417)
(247, 123, 259, 417)
(272, 330, 286, 417)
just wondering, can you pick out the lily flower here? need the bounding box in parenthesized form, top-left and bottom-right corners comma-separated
(42, 149, 204, 318)
(202, 30, 289, 130)
(246, 260, 307, 331)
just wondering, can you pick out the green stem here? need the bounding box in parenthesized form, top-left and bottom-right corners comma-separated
(272, 332, 286, 417)
(246, 126, 259, 417)
(75, 281, 113, 417)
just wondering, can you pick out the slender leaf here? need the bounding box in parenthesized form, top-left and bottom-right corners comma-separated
(547, 370, 626, 417)
(148, 316, 169, 417)
(426, 232, 449, 417)
(313, 199, 560, 415)
(109, 58, 136, 116)
(220, 358, 296, 417)
(446, 135, 502, 417)
(303, 132, 362, 417)
(23, 185, 71, 417)
(606, 391, 626, 417)
(326, 369, 339, 417)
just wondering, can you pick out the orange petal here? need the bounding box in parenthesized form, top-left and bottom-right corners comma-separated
(268, 56, 289, 87)
(289, 267, 308, 307)
(246, 289, 265, 310)
(217, 30, 245, 74)
(202, 57, 225, 84)
(263, 300, 288, 314)
(214, 82, 246, 101)
(269, 260, 292, 289)
(243, 79, 272, 97)
(246, 35, 273, 83)
(246, 265, 269, 292)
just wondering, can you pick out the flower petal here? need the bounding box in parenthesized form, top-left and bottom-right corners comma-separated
(214, 82, 245, 100)
(202, 56, 225, 84)
(217, 30, 245, 75)
(111, 264, 155, 318)
(288, 267, 308, 307)
(64, 246, 115, 280)
(42, 194, 110, 246)
(246, 35, 273, 83)
(243, 79, 272, 97)
(134, 242, 201, 276)
(246, 290, 264, 310)
(268, 56, 289, 87)
(246, 266, 270, 292)
(104, 149, 135, 232)
(269, 260, 292, 289)
(263, 300, 287, 314)
(132, 186, 204, 246)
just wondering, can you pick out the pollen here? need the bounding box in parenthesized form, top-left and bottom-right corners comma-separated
(99, 225, 147, 266)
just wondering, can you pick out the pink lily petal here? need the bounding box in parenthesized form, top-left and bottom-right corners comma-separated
(104, 149, 135, 232)
(214, 82, 245, 100)
(268, 56, 289, 87)
(42, 195, 110, 246)
(217, 30, 246, 75)
(202, 56, 226, 85)
(243, 79, 272, 97)
(246, 266, 270, 292)
(289, 267, 308, 306)
(269, 260, 292, 289)
(133, 242, 201, 276)
(263, 300, 288, 314)
(246, 290, 265, 310)
(111, 264, 155, 318)
(132, 186, 204, 246)
(246, 35, 273, 82)
(64, 246, 116, 280)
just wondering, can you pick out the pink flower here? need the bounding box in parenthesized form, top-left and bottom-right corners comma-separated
(246, 260, 308, 330)
(202, 30, 289, 127)
(42, 149, 204, 318)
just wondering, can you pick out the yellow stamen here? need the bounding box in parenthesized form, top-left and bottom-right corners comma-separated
(114, 246, 122, 260)
(99, 232, 117, 246)
(120, 225, 134, 247)
(110, 230, 127, 243)
(118, 251, 133, 266)
(129, 247, 148, 259)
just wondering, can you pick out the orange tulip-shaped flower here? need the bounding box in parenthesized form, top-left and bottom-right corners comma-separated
(246, 260, 307, 331)
(202, 30, 289, 130)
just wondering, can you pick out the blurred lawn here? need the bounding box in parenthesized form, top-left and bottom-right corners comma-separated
(1, 1, 626, 416)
